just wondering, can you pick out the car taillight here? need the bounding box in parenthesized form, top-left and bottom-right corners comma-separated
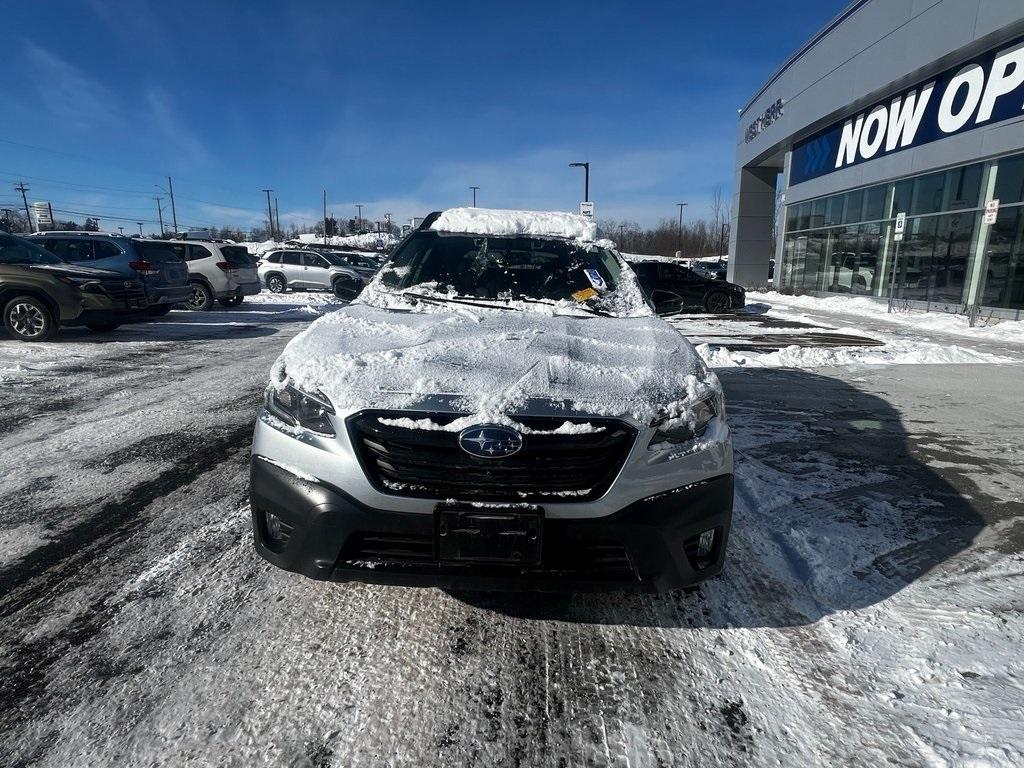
(128, 260, 160, 276)
(215, 261, 232, 271)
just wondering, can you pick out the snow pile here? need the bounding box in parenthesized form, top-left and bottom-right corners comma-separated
(696, 340, 1014, 368)
(430, 207, 599, 242)
(296, 232, 396, 250)
(750, 291, 1024, 343)
(273, 301, 718, 423)
(622, 252, 675, 263)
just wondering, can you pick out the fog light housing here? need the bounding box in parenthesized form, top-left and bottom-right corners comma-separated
(264, 510, 293, 547)
(697, 529, 715, 558)
(684, 527, 719, 570)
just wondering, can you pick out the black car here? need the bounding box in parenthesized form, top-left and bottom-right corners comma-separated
(628, 259, 746, 314)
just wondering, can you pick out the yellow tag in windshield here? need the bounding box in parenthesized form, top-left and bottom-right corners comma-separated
(572, 287, 598, 302)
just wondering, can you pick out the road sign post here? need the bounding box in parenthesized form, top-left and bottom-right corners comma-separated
(888, 212, 906, 313)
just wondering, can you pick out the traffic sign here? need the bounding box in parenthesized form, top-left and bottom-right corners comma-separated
(984, 199, 1000, 225)
(894, 211, 906, 242)
(579, 201, 594, 219)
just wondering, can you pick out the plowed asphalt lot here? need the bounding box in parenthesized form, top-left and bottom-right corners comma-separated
(1, 294, 1022, 767)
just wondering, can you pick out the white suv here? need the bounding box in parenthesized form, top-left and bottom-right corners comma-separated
(142, 239, 261, 310)
(258, 249, 365, 300)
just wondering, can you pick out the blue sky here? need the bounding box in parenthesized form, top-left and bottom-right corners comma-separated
(0, 0, 845, 233)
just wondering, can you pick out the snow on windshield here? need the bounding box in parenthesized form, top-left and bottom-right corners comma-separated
(430, 207, 599, 241)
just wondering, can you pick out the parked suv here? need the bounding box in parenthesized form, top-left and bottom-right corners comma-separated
(258, 249, 365, 300)
(137, 239, 261, 310)
(29, 232, 190, 314)
(0, 232, 147, 341)
(250, 209, 734, 592)
(320, 250, 383, 279)
(628, 259, 746, 315)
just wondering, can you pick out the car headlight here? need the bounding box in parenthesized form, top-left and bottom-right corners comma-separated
(648, 395, 719, 449)
(265, 383, 336, 435)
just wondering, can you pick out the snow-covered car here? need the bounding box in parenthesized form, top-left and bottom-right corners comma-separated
(249, 208, 734, 592)
(257, 249, 365, 300)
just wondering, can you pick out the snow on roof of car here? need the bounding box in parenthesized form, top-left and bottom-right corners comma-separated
(429, 207, 599, 241)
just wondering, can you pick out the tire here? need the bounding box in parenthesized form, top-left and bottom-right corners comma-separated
(332, 276, 362, 301)
(3, 295, 57, 342)
(86, 322, 120, 333)
(184, 281, 214, 311)
(704, 292, 731, 313)
(266, 274, 286, 293)
(148, 305, 174, 316)
(218, 296, 244, 308)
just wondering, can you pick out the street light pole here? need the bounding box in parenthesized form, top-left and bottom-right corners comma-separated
(569, 162, 590, 202)
(167, 176, 178, 234)
(137, 222, 144, 236)
(356, 204, 363, 232)
(262, 189, 274, 240)
(676, 203, 688, 257)
(470, 186, 480, 207)
(154, 196, 165, 236)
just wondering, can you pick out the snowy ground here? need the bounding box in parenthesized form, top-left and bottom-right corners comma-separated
(1, 290, 1022, 767)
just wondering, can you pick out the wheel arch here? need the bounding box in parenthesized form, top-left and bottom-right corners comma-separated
(0, 286, 62, 322)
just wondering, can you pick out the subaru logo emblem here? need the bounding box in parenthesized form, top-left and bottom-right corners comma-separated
(458, 424, 523, 459)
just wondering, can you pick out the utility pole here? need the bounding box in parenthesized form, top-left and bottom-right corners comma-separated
(167, 176, 178, 234)
(137, 222, 144, 236)
(262, 189, 274, 240)
(154, 196, 165, 235)
(274, 197, 281, 238)
(618, 224, 625, 245)
(569, 162, 590, 203)
(356, 204, 363, 232)
(15, 182, 32, 231)
(470, 186, 480, 207)
(323, 189, 328, 245)
(676, 202, 688, 258)
(118, 226, 125, 235)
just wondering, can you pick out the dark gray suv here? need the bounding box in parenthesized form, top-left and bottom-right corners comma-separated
(29, 232, 191, 314)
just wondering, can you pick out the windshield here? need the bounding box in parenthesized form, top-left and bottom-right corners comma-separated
(320, 253, 349, 267)
(376, 232, 637, 310)
(0, 233, 63, 265)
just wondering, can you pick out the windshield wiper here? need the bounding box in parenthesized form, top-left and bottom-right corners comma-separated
(401, 291, 519, 311)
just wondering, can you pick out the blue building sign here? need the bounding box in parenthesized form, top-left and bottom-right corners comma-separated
(791, 37, 1024, 185)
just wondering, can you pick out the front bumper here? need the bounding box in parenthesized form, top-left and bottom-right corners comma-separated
(249, 456, 733, 593)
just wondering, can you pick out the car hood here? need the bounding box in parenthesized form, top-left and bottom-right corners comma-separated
(273, 300, 718, 423)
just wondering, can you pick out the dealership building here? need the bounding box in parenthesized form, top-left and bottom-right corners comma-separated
(730, 0, 1024, 317)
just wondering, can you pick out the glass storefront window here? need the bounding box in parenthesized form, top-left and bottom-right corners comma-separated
(911, 171, 945, 215)
(780, 155, 1017, 310)
(946, 164, 983, 211)
(982, 206, 1024, 309)
(993, 154, 1024, 205)
(841, 189, 864, 224)
(863, 186, 888, 221)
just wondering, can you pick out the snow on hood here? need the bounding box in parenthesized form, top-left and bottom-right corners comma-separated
(429, 207, 599, 242)
(273, 301, 719, 424)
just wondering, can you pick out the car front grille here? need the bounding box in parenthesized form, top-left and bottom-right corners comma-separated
(348, 411, 636, 502)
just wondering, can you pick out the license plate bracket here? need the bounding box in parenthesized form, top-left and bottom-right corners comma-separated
(436, 505, 543, 565)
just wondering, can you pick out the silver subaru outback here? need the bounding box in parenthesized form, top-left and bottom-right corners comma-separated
(249, 209, 733, 592)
